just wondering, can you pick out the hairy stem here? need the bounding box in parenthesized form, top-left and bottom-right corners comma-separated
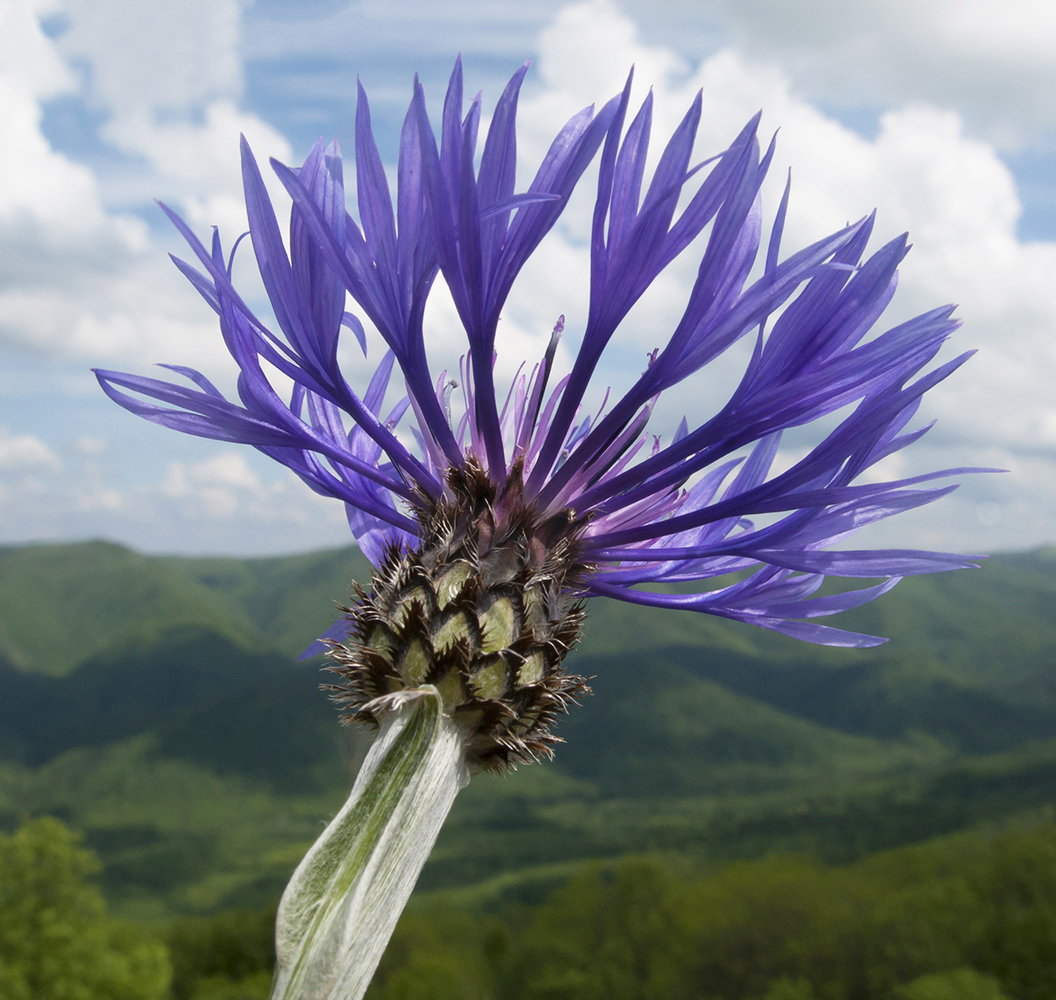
(270, 688, 469, 1000)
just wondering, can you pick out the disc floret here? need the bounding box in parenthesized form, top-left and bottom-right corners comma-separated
(326, 461, 590, 771)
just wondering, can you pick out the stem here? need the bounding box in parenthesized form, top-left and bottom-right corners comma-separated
(270, 688, 469, 1000)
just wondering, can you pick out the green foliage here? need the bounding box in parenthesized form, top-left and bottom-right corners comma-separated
(0, 817, 170, 999)
(0, 540, 369, 677)
(499, 858, 688, 1000)
(183, 972, 273, 1000)
(160, 546, 371, 660)
(167, 907, 275, 1000)
(892, 968, 1011, 1000)
(964, 826, 1056, 999)
(366, 823, 1056, 1000)
(6, 540, 1056, 921)
(366, 908, 499, 1000)
(0, 734, 354, 918)
(763, 980, 818, 1000)
(0, 624, 345, 784)
(0, 542, 258, 677)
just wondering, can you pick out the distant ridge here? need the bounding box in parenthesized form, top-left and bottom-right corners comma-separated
(2, 540, 1056, 918)
(0, 540, 370, 674)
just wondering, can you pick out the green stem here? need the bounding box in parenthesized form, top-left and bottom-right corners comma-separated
(269, 688, 469, 1000)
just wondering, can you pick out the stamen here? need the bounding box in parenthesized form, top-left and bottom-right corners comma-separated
(442, 378, 458, 428)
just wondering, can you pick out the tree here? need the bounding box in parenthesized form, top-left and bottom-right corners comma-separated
(892, 967, 1011, 1000)
(0, 816, 171, 1000)
(764, 979, 818, 1000)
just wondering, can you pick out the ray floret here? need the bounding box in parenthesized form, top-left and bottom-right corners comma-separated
(96, 60, 982, 759)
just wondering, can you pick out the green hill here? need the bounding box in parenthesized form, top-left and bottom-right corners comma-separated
(0, 540, 372, 674)
(2, 539, 1056, 918)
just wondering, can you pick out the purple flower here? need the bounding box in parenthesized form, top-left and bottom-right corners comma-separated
(96, 59, 979, 659)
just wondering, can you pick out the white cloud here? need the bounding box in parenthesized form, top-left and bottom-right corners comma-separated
(688, 0, 1056, 148)
(72, 435, 106, 455)
(150, 450, 344, 535)
(160, 451, 264, 507)
(0, 94, 220, 367)
(0, 438, 349, 554)
(0, 254, 239, 377)
(537, 0, 686, 100)
(56, 0, 292, 226)
(0, 2, 145, 275)
(72, 478, 123, 513)
(0, 0, 291, 373)
(58, 0, 243, 115)
(104, 98, 293, 236)
(0, 428, 62, 471)
(0, 0, 77, 101)
(0, 59, 148, 288)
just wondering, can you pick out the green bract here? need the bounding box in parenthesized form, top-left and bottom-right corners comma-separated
(270, 689, 468, 1000)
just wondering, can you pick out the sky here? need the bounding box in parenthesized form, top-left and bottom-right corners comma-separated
(1, 0, 1055, 557)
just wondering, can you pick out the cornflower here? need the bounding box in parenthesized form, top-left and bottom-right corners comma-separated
(97, 59, 975, 758)
(95, 58, 981, 1000)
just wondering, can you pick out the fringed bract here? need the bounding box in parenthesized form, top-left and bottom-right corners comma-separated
(326, 460, 590, 770)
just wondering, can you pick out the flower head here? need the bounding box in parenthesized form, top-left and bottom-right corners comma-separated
(96, 61, 978, 766)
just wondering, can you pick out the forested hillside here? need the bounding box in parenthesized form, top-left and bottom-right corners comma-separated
(2, 540, 1056, 921)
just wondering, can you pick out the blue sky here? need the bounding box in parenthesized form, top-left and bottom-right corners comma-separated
(1, 0, 1054, 556)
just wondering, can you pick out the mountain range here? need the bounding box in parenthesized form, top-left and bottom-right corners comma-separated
(2, 539, 1055, 919)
